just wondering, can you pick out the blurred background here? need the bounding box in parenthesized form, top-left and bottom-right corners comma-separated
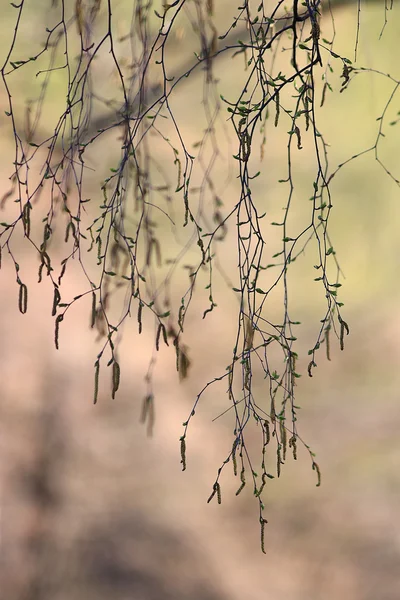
(1, 1, 400, 599)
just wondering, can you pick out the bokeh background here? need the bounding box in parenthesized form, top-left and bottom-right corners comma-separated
(1, 1, 400, 599)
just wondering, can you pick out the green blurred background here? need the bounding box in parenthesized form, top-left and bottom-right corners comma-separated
(1, 1, 400, 599)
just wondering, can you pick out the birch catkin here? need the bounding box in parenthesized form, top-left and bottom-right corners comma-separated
(18, 283, 28, 314)
(112, 360, 120, 399)
(93, 360, 100, 405)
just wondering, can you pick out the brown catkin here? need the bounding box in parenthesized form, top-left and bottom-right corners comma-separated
(54, 314, 64, 349)
(295, 125, 302, 150)
(97, 236, 102, 264)
(18, 283, 28, 314)
(274, 91, 280, 127)
(340, 321, 345, 350)
(260, 518, 268, 554)
(313, 461, 321, 487)
(216, 482, 221, 504)
(178, 348, 191, 381)
(289, 435, 298, 460)
(207, 482, 221, 504)
(325, 324, 331, 361)
(140, 395, 155, 437)
(244, 314, 255, 351)
(308, 360, 315, 377)
(320, 82, 328, 108)
(58, 261, 67, 285)
(90, 292, 96, 328)
(277, 445, 281, 478)
(236, 467, 246, 496)
(270, 398, 276, 423)
(65, 221, 76, 243)
(93, 360, 100, 404)
(137, 302, 143, 334)
(155, 323, 162, 351)
(180, 436, 186, 471)
(280, 420, 287, 461)
(174, 339, 180, 372)
(52, 286, 61, 317)
(112, 361, 120, 399)
(161, 323, 168, 346)
(264, 420, 270, 445)
(232, 441, 238, 476)
(23, 202, 31, 237)
(339, 318, 349, 351)
(304, 96, 310, 131)
(38, 262, 44, 284)
(178, 304, 185, 331)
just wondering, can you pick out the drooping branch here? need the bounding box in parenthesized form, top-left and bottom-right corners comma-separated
(81, 0, 381, 142)
(2, 0, 396, 554)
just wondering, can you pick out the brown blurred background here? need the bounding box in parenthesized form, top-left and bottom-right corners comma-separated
(1, 1, 400, 599)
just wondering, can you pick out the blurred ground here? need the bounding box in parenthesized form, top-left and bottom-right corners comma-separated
(1, 2, 400, 600)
